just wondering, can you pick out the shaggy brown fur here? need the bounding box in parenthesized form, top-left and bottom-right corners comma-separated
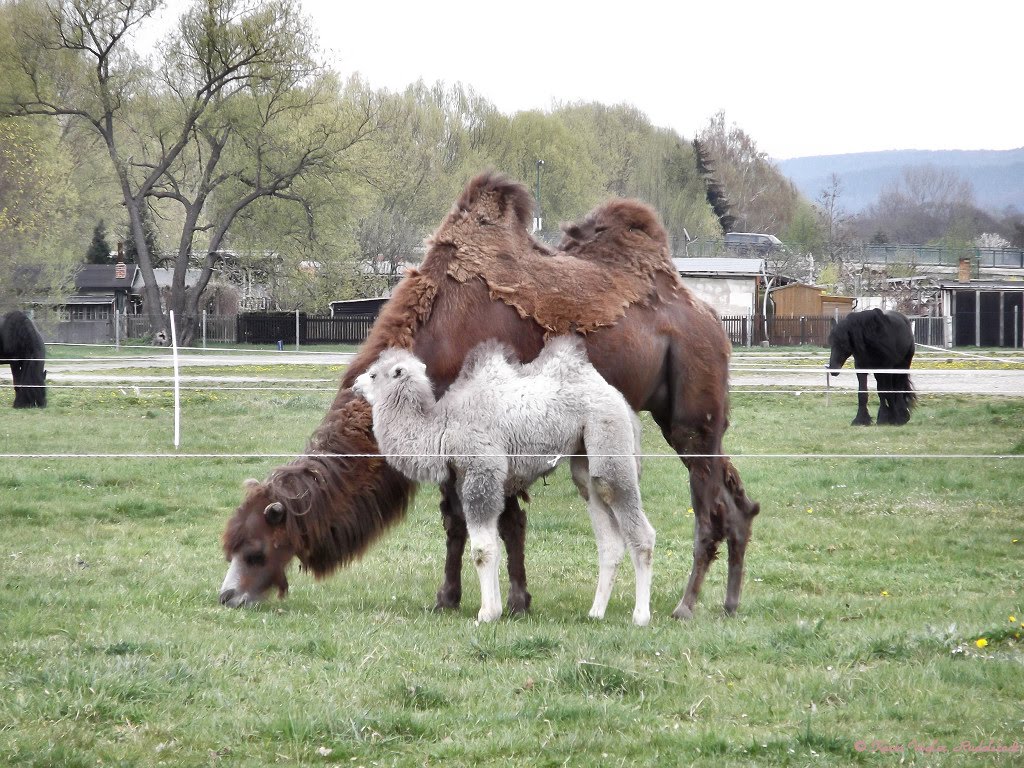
(434, 173, 678, 335)
(223, 393, 412, 580)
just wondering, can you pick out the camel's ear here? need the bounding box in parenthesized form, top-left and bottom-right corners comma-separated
(391, 365, 404, 379)
(264, 501, 285, 526)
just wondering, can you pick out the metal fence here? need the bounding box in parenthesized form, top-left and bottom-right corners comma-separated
(720, 314, 951, 348)
(685, 240, 1024, 270)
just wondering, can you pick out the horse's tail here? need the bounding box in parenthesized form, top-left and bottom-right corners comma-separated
(895, 372, 917, 411)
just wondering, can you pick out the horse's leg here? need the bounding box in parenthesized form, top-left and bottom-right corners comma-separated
(11, 360, 28, 408)
(461, 467, 506, 623)
(876, 373, 896, 425)
(891, 372, 912, 425)
(571, 458, 625, 621)
(852, 372, 873, 425)
(498, 495, 531, 615)
(434, 477, 465, 612)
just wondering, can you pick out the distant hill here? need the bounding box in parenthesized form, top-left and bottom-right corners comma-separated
(777, 148, 1024, 214)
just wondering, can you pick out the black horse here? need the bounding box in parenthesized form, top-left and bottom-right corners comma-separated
(828, 308, 915, 426)
(0, 311, 47, 408)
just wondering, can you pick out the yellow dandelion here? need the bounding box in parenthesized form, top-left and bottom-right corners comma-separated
(880, 590, 889, 597)
(1010, 616, 1017, 623)
(686, 508, 694, 516)
(806, 507, 813, 514)
(975, 638, 988, 649)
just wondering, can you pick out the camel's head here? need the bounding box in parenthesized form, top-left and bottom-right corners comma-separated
(219, 479, 296, 607)
(352, 348, 428, 405)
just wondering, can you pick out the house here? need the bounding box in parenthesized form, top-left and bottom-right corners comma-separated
(63, 263, 143, 320)
(673, 257, 766, 316)
(329, 297, 389, 318)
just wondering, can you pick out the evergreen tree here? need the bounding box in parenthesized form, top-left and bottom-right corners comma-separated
(693, 138, 736, 234)
(86, 220, 113, 264)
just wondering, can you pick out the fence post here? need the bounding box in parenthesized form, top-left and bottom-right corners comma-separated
(114, 308, 120, 350)
(295, 309, 300, 352)
(202, 310, 207, 349)
(944, 315, 953, 349)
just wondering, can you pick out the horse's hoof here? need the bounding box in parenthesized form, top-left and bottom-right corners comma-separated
(633, 609, 651, 627)
(851, 417, 873, 426)
(723, 603, 738, 617)
(671, 603, 694, 621)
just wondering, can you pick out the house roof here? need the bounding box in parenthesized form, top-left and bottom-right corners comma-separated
(673, 257, 765, 277)
(64, 293, 116, 305)
(74, 264, 140, 291)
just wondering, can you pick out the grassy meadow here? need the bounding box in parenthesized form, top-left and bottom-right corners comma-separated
(1, 349, 1023, 766)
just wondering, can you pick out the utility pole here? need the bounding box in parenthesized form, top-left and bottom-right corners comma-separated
(534, 159, 545, 233)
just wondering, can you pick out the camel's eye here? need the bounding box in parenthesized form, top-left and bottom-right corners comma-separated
(369, 372, 376, 380)
(245, 552, 266, 567)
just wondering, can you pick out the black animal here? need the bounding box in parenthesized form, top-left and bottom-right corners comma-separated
(0, 311, 47, 408)
(828, 309, 915, 425)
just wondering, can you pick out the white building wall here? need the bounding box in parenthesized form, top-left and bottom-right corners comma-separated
(680, 276, 757, 316)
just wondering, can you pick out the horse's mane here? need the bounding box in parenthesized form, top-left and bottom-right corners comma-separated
(430, 172, 681, 334)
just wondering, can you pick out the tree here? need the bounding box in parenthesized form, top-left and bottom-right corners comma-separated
(2, 0, 377, 343)
(122, 202, 159, 263)
(86, 219, 112, 263)
(816, 173, 852, 263)
(0, 115, 79, 309)
(696, 111, 800, 235)
(854, 165, 979, 244)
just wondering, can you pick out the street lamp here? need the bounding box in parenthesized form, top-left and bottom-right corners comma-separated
(534, 159, 545, 233)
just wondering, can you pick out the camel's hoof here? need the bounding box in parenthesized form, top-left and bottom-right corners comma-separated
(433, 589, 461, 613)
(476, 606, 502, 623)
(507, 588, 532, 616)
(633, 609, 651, 627)
(671, 603, 694, 621)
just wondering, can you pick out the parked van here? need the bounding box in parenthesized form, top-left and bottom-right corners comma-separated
(724, 232, 784, 253)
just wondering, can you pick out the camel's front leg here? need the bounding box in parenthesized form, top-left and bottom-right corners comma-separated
(435, 477, 465, 612)
(461, 468, 506, 623)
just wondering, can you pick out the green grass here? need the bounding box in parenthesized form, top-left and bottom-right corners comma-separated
(1, 355, 1023, 766)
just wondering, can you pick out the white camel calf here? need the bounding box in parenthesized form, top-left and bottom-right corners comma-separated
(353, 336, 655, 625)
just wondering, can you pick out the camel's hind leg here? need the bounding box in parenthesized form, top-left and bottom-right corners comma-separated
(583, 450, 655, 627)
(571, 458, 626, 621)
(672, 461, 723, 620)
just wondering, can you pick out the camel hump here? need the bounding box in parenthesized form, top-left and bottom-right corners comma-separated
(561, 198, 668, 249)
(455, 172, 535, 230)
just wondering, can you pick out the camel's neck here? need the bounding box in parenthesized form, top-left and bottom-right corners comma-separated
(372, 379, 448, 484)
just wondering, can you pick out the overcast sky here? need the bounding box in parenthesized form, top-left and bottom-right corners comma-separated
(148, 0, 1022, 160)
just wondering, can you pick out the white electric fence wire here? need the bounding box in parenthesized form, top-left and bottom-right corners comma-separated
(1, 452, 1021, 461)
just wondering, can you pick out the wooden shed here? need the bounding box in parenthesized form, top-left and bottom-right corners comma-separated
(771, 283, 854, 318)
